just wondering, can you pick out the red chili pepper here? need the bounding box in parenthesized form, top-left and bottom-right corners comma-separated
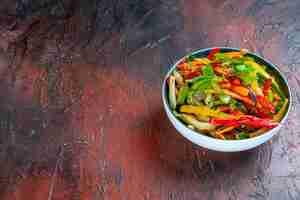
(212, 62, 221, 68)
(210, 115, 278, 129)
(263, 79, 272, 97)
(177, 62, 189, 71)
(255, 109, 272, 119)
(231, 78, 241, 86)
(195, 63, 205, 68)
(210, 118, 240, 127)
(183, 71, 201, 79)
(257, 95, 275, 113)
(218, 106, 232, 113)
(239, 115, 278, 128)
(208, 48, 220, 60)
(229, 110, 244, 116)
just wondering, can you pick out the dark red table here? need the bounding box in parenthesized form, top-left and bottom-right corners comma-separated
(0, 0, 299, 199)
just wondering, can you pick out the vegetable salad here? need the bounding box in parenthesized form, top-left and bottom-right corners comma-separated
(167, 48, 288, 140)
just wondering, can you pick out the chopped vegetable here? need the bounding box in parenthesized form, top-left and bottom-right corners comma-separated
(263, 79, 272, 97)
(215, 126, 236, 135)
(231, 86, 249, 97)
(180, 105, 235, 119)
(235, 132, 249, 140)
(170, 49, 289, 140)
(173, 70, 184, 86)
(219, 94, 231, 104)
(208, 48, 220, 60)
(273, 98, 288, 121)
(223, 89, 254, 105)
(193, 58, 211, 65)
(177, 85, 189, 105)
(202, 64, 215, 76)
(168, 75, 177, 109)
(210, 115, 278, 129)
(256, 95, 275, 113)
(178, 114, 215, 132)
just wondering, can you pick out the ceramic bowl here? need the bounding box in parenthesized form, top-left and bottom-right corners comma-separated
(162, 47, 291, 152)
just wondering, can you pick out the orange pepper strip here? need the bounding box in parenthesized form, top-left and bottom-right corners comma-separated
(215, 126, 236, 135)
(232, 86, 249, 97)
(223, 89, 254, 106)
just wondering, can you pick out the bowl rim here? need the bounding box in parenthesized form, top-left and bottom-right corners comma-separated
(162, 47, 292, 144)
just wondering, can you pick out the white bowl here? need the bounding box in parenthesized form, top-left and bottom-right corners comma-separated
(162, 47, 291, 152)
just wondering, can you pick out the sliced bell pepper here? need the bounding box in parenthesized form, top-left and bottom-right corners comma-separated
(177, 85, 189, 105)
(256, 95, 275, 113)
(210, 115, 278, 129)
(177, 62, 189, 71)
(219, 81, 232, 89)
(239, 115, 278, 128)
(210, 118, 240, 127)
(273, 98, 288, 122)
(250, 98, 288, 138)
(263, 79, 272, 97)
(224, 52, 243, 58)
(180, 105, 235, 119)
(182, 70, 201, 79)
(208, 48, 220, 60)
(218, 106, 232, 113)
(231, 85, 249, 97)
(255, 109, 272, 119)
(193, 58, 211, 65)
(231, 78, 241, 86)
(245, 60, 285, 100)
(222, 89, 254, 105)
